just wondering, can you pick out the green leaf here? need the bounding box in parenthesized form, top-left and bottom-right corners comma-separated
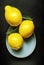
(6, 26, 18, 35)
(23, 16, 33, 20)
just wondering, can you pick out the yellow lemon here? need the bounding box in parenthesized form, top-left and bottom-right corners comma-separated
(8, 33, 23, 50)
(5, 5, 22, 26)
(19, 20, 35, 38)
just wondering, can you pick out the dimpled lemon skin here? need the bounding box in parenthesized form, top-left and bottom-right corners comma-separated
(5, 5, 22, 26)
(8, 33, 23, 50)
(19, 20, 35, 38)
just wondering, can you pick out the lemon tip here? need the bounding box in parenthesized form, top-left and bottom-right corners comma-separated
(4, 5, 11, 10)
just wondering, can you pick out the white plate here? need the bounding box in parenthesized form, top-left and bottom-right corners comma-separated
(6, 34, 36, 58)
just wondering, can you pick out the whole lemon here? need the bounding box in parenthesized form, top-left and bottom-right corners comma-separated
(8, 33, 23, 50)
(5, 5, 22, 26)
(19, 20, 35, 38)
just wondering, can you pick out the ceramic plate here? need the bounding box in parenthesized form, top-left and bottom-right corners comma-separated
(6, 34, 36, 58)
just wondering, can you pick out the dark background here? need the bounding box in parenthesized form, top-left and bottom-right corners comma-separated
(0, 0, 44, 65)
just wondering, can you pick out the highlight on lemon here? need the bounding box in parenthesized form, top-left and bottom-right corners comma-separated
(8, 33, 24, 50)
(19, 20, 35, 38)
(4, 5, 22, 26)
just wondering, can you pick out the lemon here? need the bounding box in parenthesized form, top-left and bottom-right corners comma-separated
(19, 20, 35, 38)
(5, 5, 22, 26)
(8, 33, 23, 50)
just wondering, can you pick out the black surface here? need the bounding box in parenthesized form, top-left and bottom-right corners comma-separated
(0, 0, 44, 65)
